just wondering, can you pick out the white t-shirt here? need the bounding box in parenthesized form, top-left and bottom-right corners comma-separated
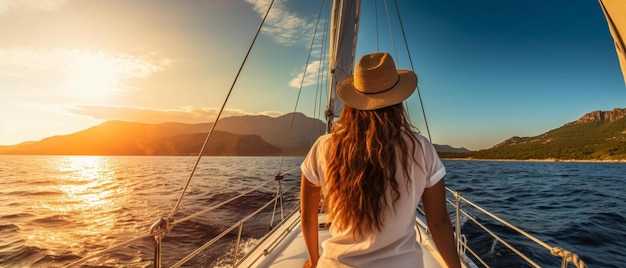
(300, 133, 445, 267)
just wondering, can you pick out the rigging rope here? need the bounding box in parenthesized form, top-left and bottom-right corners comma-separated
(66, 2, 280, 266)
(383, 0, 399, 61)
(64, 1, 443, 267)
(312, 0, 332, 138)
(392, 0, 432, 141)
(375, 0, 380, 51)
(276, 0, 328, 174)
(551, 247, 586, 268)
(167, 0, 277, 219)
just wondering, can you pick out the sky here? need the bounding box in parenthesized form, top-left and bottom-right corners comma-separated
(0, 0, 624, 150)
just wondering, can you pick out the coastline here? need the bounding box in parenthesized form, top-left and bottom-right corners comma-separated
(441, 158, 626, 163)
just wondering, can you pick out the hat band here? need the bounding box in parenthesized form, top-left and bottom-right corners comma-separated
(356, 76, 400, 95)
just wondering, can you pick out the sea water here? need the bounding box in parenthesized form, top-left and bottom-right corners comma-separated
(0, 156, 624, 267)
(443, 160, 626, 267)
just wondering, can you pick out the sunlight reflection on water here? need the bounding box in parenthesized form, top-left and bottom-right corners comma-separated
(24, 156, 131, 256)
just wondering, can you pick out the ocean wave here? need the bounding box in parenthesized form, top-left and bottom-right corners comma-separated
(589, 211, 626, 223)
(3, 189, 63, 197)
(0, 223, 19, 232)
(31, 214, 73, 227)
(0, 212, 36, 220)
(0, 245, 47, 267)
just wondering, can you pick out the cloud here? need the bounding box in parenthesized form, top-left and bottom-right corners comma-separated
(0, 48, 169, 98)
(0, 0, 68, 16)
(244, 0, 316, 47)
(258, 110, 284, 117)
(243, 1, 330, 90)
(289, 60, 323, 88)
(0, 47, 167, 78)
(66, 105, 285, 123)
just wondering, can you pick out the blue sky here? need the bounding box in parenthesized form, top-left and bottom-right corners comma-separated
(0, 0, 624, 150)
(380, 0, 625, 150)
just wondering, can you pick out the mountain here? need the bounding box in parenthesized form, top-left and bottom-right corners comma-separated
(434, 144, 469, 153)
(147, 132, 282, 156)
(0, 113, 324, 156)
(214, 112, 325, 155)
(0, 112, 470, 156)
(0, 121, 281, 156)
(439, 108, 626, 160)
(565, 108, 626, 125)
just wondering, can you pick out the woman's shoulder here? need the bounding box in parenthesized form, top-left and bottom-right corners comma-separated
(309, 133, 332, 151)
(408, 131, 432, 145)
(316, 133, 332, 143)
(406, 132, 440, 157)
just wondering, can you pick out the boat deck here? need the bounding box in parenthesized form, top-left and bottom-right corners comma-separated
(238, 212, 452, 268)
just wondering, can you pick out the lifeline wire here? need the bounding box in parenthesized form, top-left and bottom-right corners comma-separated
(167, 0, 276, 218)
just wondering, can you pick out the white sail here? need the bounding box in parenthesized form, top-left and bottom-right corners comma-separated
(325, 0, 361, 132)
(599, 0, 626, 86)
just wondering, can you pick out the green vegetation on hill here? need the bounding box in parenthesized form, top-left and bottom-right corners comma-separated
(440, 115, 626, 161)
(3, 109, 624, 159)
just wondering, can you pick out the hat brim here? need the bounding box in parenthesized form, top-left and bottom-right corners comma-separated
(337, 70, 418, 110)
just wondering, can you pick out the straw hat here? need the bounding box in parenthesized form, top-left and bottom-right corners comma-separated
(337, 52, 417, 110)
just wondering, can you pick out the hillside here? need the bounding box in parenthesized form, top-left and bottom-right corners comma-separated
(0, 112, 504, 156)
(0, 125, 281, 156)
(0, 113, 324, 156)
(434, 144, 469, 153)
(215, 112, 325, 155)
(147, 132, 281, 156)
(440, 108, 626, 160)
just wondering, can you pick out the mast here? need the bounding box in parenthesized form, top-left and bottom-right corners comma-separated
(325, 0, 362, 133)
(599, 0, 626, 86)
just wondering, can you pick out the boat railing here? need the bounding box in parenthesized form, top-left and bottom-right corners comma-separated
(62, 166, 300, 268)
(438, 187, 586, 268)
(64, 170, 589, 268)
(158, 166, 301, 268)
(167, 184, 298, 268)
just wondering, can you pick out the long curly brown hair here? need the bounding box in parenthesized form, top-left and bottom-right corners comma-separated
(324, 103, 420, 238)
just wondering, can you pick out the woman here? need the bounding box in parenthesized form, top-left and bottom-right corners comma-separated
(300, 52, 461, 268)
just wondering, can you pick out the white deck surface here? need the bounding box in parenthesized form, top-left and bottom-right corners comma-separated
(239, 212, 450, 268)
(269, 226, 446, 267)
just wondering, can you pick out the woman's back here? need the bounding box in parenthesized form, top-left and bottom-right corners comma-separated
(299, 52, 460, 268)
(301, 132, 445, 267)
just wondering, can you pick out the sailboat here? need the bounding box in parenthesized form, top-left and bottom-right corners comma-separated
(62, 0, 626, 267)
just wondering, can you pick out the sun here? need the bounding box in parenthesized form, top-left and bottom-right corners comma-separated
(66, 51, 123, 100)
